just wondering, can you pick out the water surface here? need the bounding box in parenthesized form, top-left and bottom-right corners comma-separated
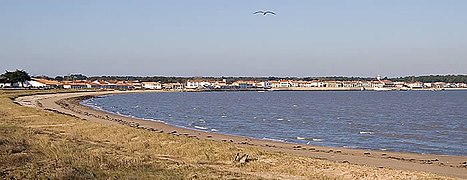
(82, 91, 467, 156)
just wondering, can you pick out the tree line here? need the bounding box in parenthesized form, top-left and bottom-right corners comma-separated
(390, 75, 467, 83)
(50, 74, 467, 83)
(2, 70, 466, 84)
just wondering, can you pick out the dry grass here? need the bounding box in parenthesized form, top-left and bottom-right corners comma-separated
(0, 90, 453, 179)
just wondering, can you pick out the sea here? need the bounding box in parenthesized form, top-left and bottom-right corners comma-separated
(81, 90, 467, 156)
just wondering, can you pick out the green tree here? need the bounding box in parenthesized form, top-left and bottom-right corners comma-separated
(2, 69, 31, 87)
(0, 75, 7, 83)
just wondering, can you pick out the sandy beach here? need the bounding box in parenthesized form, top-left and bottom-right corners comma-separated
(15, 90, 467, 178)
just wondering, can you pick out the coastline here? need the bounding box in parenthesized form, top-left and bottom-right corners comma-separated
(16, 90, 467, 178)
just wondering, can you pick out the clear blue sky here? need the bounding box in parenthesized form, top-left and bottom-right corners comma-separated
(1, 0, 466, 77)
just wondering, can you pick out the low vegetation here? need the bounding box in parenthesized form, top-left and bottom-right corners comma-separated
(0, 90, 452, 179)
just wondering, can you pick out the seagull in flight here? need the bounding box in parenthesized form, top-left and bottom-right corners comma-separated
(254, 10, 276, 16)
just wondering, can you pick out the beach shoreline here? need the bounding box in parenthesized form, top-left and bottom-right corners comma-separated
(15, 90, 467, 178)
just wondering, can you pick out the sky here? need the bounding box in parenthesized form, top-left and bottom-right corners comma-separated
(1, 0, 466, 77)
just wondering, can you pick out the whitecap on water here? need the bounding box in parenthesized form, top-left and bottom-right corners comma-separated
(262, 137, 285, 142)
(359, 131, 374, 134)
(297, 137, 322, 142)
(277, 118, 284, 121)
(194, 126, 208, 130)
(211, 129, 218, 132)
(221, 115, 227, 118)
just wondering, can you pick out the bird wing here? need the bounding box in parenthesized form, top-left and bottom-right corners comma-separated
(253, 11, 264, 14)
(265, 11, 276, 15)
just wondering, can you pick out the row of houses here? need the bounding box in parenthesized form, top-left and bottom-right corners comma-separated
(183, 79, 467, 89)
(0, 78, 184, 90)
(1, 78, 466, 90)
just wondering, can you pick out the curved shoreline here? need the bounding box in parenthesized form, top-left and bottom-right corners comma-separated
(15, 91, 467, 178)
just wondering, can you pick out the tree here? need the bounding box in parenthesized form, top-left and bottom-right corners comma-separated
(63, 74, 87, 81)
(2, 69, 31, 87)
(0, 75, 7, 83)
(54, 76, 64, 81)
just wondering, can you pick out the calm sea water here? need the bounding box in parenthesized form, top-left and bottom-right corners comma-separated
(82, 91, 467, 156)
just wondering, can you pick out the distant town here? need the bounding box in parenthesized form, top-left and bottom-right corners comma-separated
(1, 70, 466, 91)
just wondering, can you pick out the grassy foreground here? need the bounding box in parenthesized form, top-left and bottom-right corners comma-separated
(0, 90, 451, 179)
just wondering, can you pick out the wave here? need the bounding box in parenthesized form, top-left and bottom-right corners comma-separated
(194, 126, 208, 130)
(359, 131, 374, 134)
(262, 137, 285, 142)
(296, 137, 323, 142)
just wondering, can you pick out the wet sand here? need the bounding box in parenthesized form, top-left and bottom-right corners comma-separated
(15, 91, 467, 178)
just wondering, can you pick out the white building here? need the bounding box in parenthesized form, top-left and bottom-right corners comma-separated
(142, 82, 162, 90)
(186, 80, 211, 89)
(28, 80, 46, 88)
(407, 82, 424, 89)
(257, 81, 270, 88)
(27, 78, 61, 88)
(279, 80, 291, 88)
(0, 83, 11, 88)
(309, 81, 325, 87)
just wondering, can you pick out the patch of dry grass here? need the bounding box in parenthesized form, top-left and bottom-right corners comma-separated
(0, 90, 453, 179)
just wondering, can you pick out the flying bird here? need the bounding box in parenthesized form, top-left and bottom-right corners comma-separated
(253, 10, 276, 16)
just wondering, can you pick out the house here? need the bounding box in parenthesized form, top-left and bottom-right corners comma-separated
(279, 80, 291, 88)
(131, 81, 142, 89)
(234, 81, 256, 89)
(116, 81, 136, 90)
(381, 80, 395, 88)
(361, 81, 371, 87)
(298, 81, 313, 87)
(92, 80, 117, 89)
(393, 82, 406, 88)
(257, 81, 270, 88)
(62, 82, 88, 89)
(407, 82, 423, 89)
(141, 82, 162, 90)
(423, 83, 432, 88)
(309, 81, 325, 87)
(28, 78, 61, 88)
(289, 81, 300, 87)
(342, 81, 356, 88)
(186, 80, 211, 89)
(369, 81, 384, 88)
(433, 82, 447, 88)
(325, 81, 342, 88)
(163, 82, 184, 89)
(213, 81, 228, 89)
(457, 83, 467, 88)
